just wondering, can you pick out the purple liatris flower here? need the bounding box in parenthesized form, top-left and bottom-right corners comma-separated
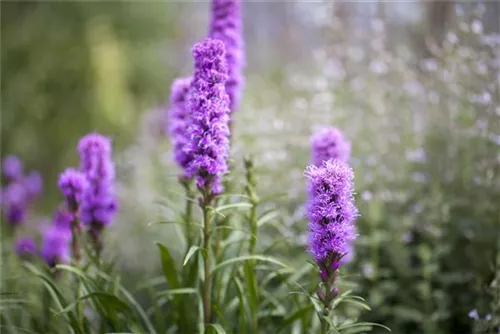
(209, 0, 245, 113)
(41, 225, 71, 267)
(305, 159, 358, 270)
(2, 155, 23, 181)
(15, 237, 37, 257)
(311, 127, 351, 166)
(167, 77, 193, 175)
(58, 168, 88, 212)
(78, 133, 117, 227)
(53, 210, 73, 237)
(185, 38, 231, 195)
(78, 133, 115, 184)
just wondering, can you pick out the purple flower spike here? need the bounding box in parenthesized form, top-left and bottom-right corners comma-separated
(311, 127, 351, 166)
(78, 133, 117, 227)
(15, 237, 37, 257)
(41, 225, 71, 267)
(58, 168, 88, 211)
(185, 38, 231, 195)
(2, 155, 23, 181)
(167, 77, 194, 175)
(209, 0, 245, 113)
(305, 159, 358, 267)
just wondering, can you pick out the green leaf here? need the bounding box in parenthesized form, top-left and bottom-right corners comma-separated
(55, 292, 130, 317)
(338, 322, 391, 332)
(183, 246, 202, 267)
(212, 255, 292, 275)
(156, 242, 180, 289)
(157, 288, 197, 298)
(207, 323, 227, 334)
(278, 304, 314, 332)
(209, 202, 253, 218)
(256, 210, 280, 227)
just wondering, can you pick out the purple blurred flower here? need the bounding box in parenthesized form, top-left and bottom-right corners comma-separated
(58, 168, 88, 211)
(311, 127, 351, 166)
(78, 133, 117, 227)
(305, 159, 358, 267)
(41, 225, 71, 267)
(2, 155, 23, 181)
(1, 183, 28, 225)
(53, 210, 73, 237)
(15, 237, 37, 257)
(24, 171, 43, 200)
(185, 38, 231, 195)
(209, 0, 245, 113)
(167, 77, 194, 175)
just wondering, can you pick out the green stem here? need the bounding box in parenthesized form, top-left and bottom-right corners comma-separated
(181, 179, 194, 245)
(202, 192, 212, 327)
(70, 218, 85, 333)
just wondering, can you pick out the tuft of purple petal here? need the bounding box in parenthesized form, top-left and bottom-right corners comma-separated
(305, 159, 358, 267)
(209, 0, 245, 113)
(58, 168, 88, 211)
(311, 127, 351, 166)
(185, 38, 231, 195)
(167, 77, 194, 175)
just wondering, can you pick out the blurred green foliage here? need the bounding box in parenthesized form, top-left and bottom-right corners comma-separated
(1, 1, 178, 209)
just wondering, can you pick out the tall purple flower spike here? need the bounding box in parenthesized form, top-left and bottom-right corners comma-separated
(185, 38, 231, 195)
(41, 225, 71, 267)
(78, 133, 117, 227)
(311, 127, 351, 167)
(167, 77, 194, 176)
(305, 159, 358, 268)
(209, 0, 245, 113)
(310, 127, 353, 264)
(58, 168, 88, 212)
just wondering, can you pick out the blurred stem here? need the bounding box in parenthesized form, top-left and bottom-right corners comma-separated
(244, 157, 259, 255)
(181, 178, 194, 246)
(201, 191, 213, 327)
(244, 157, 259, 332)
(70, 215, 85, 333)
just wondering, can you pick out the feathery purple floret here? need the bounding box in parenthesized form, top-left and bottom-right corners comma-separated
(58, 168, 88, 211)
(41, 225, 71, 267)
(78, 133, 117, 227)
(209, 0, 245, 113)
(185, 38, 231, 195)
(167, 77, 194, 174)
(2, 155, 23, 181)
(24, 171, 43, 200)
(311, 127, 351, 166)
(15, 237, 37, 257)
(306, 159, 358, 267)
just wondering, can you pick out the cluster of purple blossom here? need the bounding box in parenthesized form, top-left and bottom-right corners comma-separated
(9, 133, 118, 267)
(1, 155, 43, 225)
(163, 0, 359, 289)
(167, 0, 244, 195)
(307, 127, 358, 305)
